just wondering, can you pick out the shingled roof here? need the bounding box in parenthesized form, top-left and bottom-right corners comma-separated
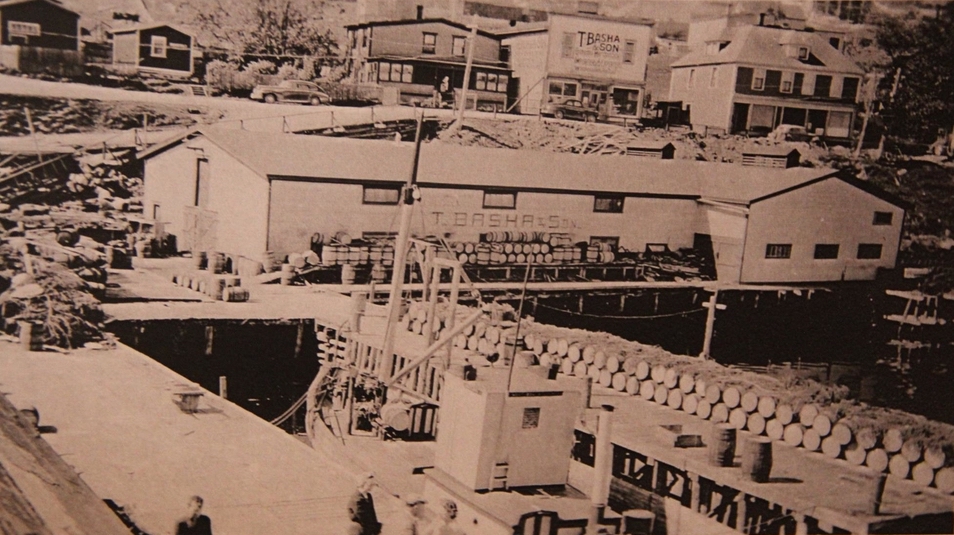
(671, 25, 863, 74)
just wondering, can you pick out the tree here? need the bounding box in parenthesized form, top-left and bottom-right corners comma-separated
(181, 0, 340, 60)
(874, 5, 954, 143)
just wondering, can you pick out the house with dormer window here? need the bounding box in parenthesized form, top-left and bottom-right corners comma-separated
(667, 22, 863, 140)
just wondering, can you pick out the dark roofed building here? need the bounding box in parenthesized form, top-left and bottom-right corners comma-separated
(667, 23, 863, 140)
(0, 0, 82, 75)
(109, 22, 194, 77)
(140, 129, 903, 284)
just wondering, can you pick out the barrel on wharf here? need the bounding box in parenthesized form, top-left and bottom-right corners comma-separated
(209, 252, 225, 274)
(18, 321, 43, 351)
(280, 263, 295, 286)
(223, 287, 250, 302)
(193, 250, 208, 270)
(741, 436, 773, 483)
(709, 424, 736, 467)
(341, 264, 356, 285)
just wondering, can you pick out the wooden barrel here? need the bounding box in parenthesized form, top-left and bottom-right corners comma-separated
(663, 368, 679, 389)
(572, 361, 588, 377)
(622, 356, 640, 375)
(821, 436, 843, 459)
(812, 414, 833, 437)
(587, 364, 602, 381)
(18, 321, 43, 351)
(625, 376, 640, 395)
(883, 429, 904, 453)
(802, 429, 822, 451)
(925, 446, 949, 469)
(380, 403, 411, 432)
(593, 351, 607, 369)
(741, 436, 773, 483)
(476, 248, 491, 265)
(831, 423, 853, 446)
(612, 372, 627, 391)
(740, 391, 759, 413)
(747, 413, 766, 435)
(696, 400, 712, 420)
(370, 264, 387, 283)
(585, 248, 599, 262)
(280, 263, 295, 286)
(845, 444, 868, 466)
(223, 287, 249, 302)
(935, 467, 954, 493)
(766, 419, 785, 441)
(334, 231, 352, 245)
(775, 404, 794, 425)
(653, 385, 669, 405)
(208, 277, 226, 300)
(341, 264, 356, 285)
(799, 404, 819, 427)
(556, 339, 570, 357)
(722, 387, 741, 408)
(679, 374, 695, 394)
(382, 246, 395, 266)
(757, 396, 777, 418)
(901, 439, 923, 463)
(650, 365, 666, 383)
(729, 408, 748, 429)
(666, 388, 682, 410)
(322, 245, 339, 266)
(889, 454, 911, 478)
(783, 424, 804, 447)
(705, 384, 721, 404)
(708, 424, 736, 467)
(694, 378, 707, 397)
(639, 380, 655, 401)
(567, 344, 582, 363)
(682, 394, 699, 415)
(599, 369, 613, 387)
(561, 358, 574, 375)
(303, 250, 320, 266)
(866, 449, 890, 472)
(911, 462, 934, 487)
(605, 355, 620, 374)
(209, 252, 226, 274)
(194, 250, 208, 270)
(635, 360, 650, 380)
(532, 337, 545, 356)
(369, 245, 384, 263)
(711, 403, 729, 423)
(582, 346, 596, 364)
(347, 246, 361, 264)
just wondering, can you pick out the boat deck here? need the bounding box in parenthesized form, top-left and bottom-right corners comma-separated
(0, 341, 411, 535)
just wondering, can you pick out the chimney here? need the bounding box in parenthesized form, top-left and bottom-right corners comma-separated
(416, 5, 424, 20)
(586, 405, 615, 535)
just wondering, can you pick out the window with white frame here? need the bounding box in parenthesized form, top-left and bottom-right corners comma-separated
(422, 32, 437, 54)
(496, 74, 508, 93)
(452, 36, 466, 56)
(781, 71, 794, 93)
(623, 41, 635, 64)
(150, 35, 167, 58)
(476, 71, 487, 90)
(752, 69, 765, 91)
(797, 46, 810, 60)
(363, 185, 401, 205)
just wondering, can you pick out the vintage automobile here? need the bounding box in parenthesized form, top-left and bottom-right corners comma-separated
(550, 99, 600, 122)
(250, 80, 330, 105)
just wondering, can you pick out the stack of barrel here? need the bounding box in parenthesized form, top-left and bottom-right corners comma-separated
(172, 251, 248, 302)
(398, 300, 519, 362)
(450, 232, 615, 265)
(317, 233, 395, 268)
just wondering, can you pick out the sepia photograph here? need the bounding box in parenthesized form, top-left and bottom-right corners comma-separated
(0, 0, 953, 533)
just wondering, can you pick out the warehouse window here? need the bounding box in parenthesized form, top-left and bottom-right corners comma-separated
(765, 244, 792, 259)
(422, 33, 437, 54)
(483, 190, 516, 209)
(496, 75, 509, 93)
(752, 69, 765, 91)
(594, 195, 624, 213)
(362, 185, 401, 205)
(522, 408, 540, 429)
(814, 244, 839, 259)
(475, 71, 487, 90)
(873, 211, 893, 225)
(857, 243, 883, 259)
(150, 35, 167, 58)
(797, 46, 810, 60)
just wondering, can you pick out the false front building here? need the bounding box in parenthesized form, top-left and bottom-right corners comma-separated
(667, 23, 864, 140)
(499, 12, 654, 122)
(344, 17, 511, 110)
(139, 129, 903, 285)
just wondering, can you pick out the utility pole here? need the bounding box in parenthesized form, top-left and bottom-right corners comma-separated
(379, 112, 425, 385)
(854, 72, 880, 158)
(452, 23, 479, 133)
(700, 289, 726, 360)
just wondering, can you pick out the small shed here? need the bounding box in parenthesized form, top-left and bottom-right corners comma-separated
(626, 141, 675, 160)
(110, 23, 194, 77)
(0, 0, 81, 74)
(741, 146, 801, 169)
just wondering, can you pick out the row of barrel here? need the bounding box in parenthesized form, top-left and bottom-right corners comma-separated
(171, 270, 249, 302)
(518, 332, 954, 493)
(318, 244, 396, 267)
(450, 242, 617, 266)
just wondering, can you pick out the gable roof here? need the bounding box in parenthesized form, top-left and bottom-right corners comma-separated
(671, 25, 863, 74)
(108, 22, 194, 37)
(137, 128, 907, 208)
(0, 0, 77, 14)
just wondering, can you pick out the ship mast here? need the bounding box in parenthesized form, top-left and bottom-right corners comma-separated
(378, 112, 425, 386)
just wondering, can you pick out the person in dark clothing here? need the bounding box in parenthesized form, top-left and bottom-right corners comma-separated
(348, 472, 381, 535)
(175, 495, 212, 535)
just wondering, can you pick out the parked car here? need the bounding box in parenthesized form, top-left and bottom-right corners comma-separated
(769, 124, 813, 142)
(551, 100, 600, 122)
(250, 80, 330, 105)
